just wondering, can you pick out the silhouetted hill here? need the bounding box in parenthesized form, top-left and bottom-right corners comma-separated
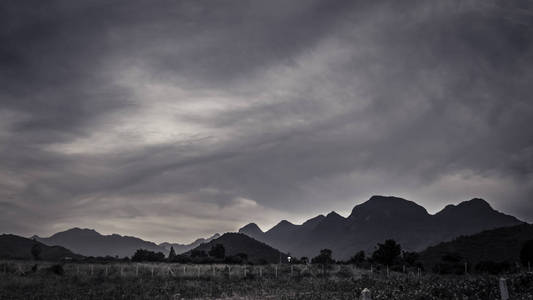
(434, 198, 521, 241)
(238, 195, 524, 259)
(238, 223, 263, 240)
(0, 234, 82, 260)
(189, 233, 288, 264)
(159, 233, 220, 254)
(419, 224, 533, 268)
(34, 228, 166, 258)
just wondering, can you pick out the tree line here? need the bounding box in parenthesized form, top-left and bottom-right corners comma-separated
(127, 238, 533, 275)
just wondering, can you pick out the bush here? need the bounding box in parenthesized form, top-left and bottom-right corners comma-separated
(131, 249, 165, 262)
(475, 261, 511, 275)
(47, 264, 64, 276)
(311, 249, 335, 265)
(372, 240, 401, 266)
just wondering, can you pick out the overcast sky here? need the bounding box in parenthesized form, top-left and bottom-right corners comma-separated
(1, 0, 532, 243)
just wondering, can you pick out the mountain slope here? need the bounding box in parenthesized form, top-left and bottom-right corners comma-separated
(0, 234, 82, 260)
(238, 195, 524, 259)
(188, 232, 288, 263)
(419, 223, 533, 268)
(34, 228, 167, 258)
(159, 233, 220, 254)
(238, 223, 263, 240)
(433, 198, 522, 240)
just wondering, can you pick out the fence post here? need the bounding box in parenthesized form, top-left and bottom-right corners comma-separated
(417, 267, 421, 279)
(183, 266, 186, 276)
(243, 266, 246, 278)
(499, 278, 509, 300)
(386, 265, 389, 277)
(464, 262, 468, 275)
(91, 265, 93, 276)
(136, 264, 138, 276)
(212, 265, 215, 277)
(361, 288, 372, 300)
(197, 265, 200, 278)
(259, 267, 262, 278)
(105, 266, 108, 277)
(228, 265, 231, 278)
(151, 266, 154, 277)
(275, 265, 278, 278)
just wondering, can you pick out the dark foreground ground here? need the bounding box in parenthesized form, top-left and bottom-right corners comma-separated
(0, 262, 532, 299)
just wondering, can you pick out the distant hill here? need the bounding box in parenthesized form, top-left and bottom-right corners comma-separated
(419, 224, 533, 268)
(0, 234, 82, 260)
(159, 233, 220, 254)
(239, 195, 523, 259)
(33, 228, 167, 258)
(188, 233, 288, 264)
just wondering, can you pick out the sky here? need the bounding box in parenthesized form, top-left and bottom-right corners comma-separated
(1, 0, 532, 244)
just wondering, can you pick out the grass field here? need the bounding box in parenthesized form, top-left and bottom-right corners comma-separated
(1, 261, 532, 299)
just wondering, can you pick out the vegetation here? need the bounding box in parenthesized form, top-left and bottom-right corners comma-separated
(419, 224, 533, 270)
(311, 249, 334, 265)
(1, 260, 533, 299)
(131, 249, 166, 262)
(520, 240, 533, 267)
(372, 239, 402, 266)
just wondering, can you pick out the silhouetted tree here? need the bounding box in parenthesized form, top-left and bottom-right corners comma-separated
(168, 246, 177, 261)
(31, 240, 42, 261)
(208, 244, 225, 259)
(372, 239, 401, 265)
(236, 252, 248, 261)
(300, 256, 309, 264)
(191, 249, 207, 258)
(349, 250, 365, 265)
(521, 240, 533, 267)
(402, 251, 419, 266)
(311, 249, 334, 265)
(132, 249, 165, 262)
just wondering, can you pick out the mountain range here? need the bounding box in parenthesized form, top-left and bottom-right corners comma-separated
(238, 196, 523, 259)
(33, 228, 219, 258)
(27, 195, 523, 260)
(0, 234, 82, 261)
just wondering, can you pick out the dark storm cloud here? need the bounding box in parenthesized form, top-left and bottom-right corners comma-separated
(1, 0, 532, 242)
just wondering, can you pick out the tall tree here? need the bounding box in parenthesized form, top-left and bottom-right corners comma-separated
(372, 239, 401, 266)
(168, 246, 177, 261)
(311, 249, 334, 265)
(31, 240, 42, 261)
(520, 240, 533, 267)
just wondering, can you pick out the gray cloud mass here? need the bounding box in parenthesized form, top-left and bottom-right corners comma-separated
(1, 0, 532, 243)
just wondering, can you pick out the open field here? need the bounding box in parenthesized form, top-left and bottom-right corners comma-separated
(1, 261, 533, 299)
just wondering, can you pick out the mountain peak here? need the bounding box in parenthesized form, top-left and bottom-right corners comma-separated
(326, 211, 343, 219)
(437, 198, 494, 216)
(52, 227, 100, 237)
(238, 223, 264, 238)
(459, 198, 491, 209)
(350, 195, 429, 219)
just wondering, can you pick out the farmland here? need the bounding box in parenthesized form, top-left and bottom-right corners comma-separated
(1, 261, 532, 299)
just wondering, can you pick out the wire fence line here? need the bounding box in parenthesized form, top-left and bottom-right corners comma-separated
(0, 260, 427, 280)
